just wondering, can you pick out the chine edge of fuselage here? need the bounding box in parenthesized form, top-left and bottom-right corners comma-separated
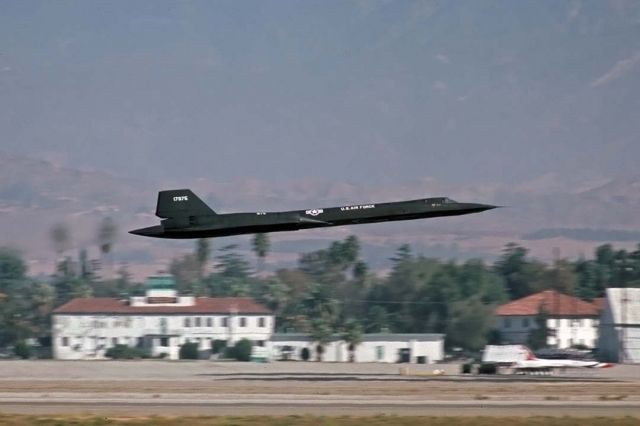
(129, 198, 498, 239)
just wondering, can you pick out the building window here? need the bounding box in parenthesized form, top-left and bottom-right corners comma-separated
(503, 318, 511, 328)
(184, 317, 191, 327)
(222, 317, 228, 327)
(259, 317, 266, 328)
(160, 337, 169, 347)
(111, 337, 118, 346)
(522, 318, 530, 328)
(256, 340, 265, 347)
(206, 317, 213, 327)
(240, 317, 247, 327)
(61, 337, 69, 347)
(195, 317, 202, 327)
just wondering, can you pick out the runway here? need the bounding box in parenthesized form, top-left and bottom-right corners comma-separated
(0, 361, 637, 417)
(0, 394, 639, 416)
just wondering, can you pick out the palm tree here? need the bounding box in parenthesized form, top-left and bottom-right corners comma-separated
(342, 319, 363, 362)
(97, 217, 117, 279)
(195, 238, 211, 282)
(310, 318, 332, 362)
(50, 223, 71, 257)
(251, 233, 270, 273)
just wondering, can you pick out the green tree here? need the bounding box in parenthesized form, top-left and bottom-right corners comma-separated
(544, 259, 576, 295)
(54, 255, 92, 305)
(446, 295, 495, 351)
(310, 318, 332, 362)
(179, 342, 200, 359)
(13, 340, 31, 359)
(251, 276, 289, 318)
(574, 257, 599, 300)
(594, 244, 615, 294)
(299, 236, 361, 285)
(494, 243, 545, 300)
(231, 338, 253, 361)
(211, 339, 227, 355)
(384, 255, 441, 332)
(0, 248, 27, 293)
(303, 284, 339, 327)
(207, 245, 253, 296)
(390, 244, 413, 263)
(341, 318, 363, 362)
(527, 308, 550, 349)
(106, 344, 146, 359)
(0, 250, 58, 348)
(365, 305, 389, 333)
(24, 281, 55, 340)
(353, 260, 368, 283)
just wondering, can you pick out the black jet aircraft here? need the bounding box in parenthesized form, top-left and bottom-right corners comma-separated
(130, 189, 497, 239)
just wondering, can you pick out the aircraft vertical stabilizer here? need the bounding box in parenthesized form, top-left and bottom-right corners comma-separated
(155, 189, 216, 218)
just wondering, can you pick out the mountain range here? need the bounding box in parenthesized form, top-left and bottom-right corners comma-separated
(1, 153, 638, 279)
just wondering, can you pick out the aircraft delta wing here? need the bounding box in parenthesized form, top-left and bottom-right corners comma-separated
(130, 189, 497, 239)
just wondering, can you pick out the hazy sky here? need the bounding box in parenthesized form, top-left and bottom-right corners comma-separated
(1, 0, 639, 186)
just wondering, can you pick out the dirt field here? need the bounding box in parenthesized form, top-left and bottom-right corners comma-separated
(0, 361, 638, 417)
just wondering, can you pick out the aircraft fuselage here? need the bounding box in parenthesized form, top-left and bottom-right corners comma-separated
(130, 190, 497, 239)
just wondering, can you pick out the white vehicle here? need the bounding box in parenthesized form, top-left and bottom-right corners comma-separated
(513, 346, 613, 374)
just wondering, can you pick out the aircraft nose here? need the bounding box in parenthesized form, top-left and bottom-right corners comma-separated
(465, 203, 499, 213)
(129, 225, 164, 237)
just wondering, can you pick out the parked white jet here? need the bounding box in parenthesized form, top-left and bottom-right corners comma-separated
(513, 346, 613, 373)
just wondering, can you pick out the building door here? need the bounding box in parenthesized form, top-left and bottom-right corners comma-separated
(398, 347, 411, 363)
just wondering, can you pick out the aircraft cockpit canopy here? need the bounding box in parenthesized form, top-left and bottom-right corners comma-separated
(427, 197, 457, 205)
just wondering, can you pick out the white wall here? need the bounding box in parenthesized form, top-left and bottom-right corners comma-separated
(498, 315, 599, 349)
(53, 313, 274, 360)
(598, 301, 640, 363)
(268, 336, 444, 363)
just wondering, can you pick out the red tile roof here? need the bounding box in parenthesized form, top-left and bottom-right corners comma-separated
(495, 290, 599, 317)
(592, 297, 606, 312)
(53, 297, 272, 315)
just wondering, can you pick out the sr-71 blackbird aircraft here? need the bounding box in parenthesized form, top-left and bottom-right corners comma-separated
(130, 189, 497, 239)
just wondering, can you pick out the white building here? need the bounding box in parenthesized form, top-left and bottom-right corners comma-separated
(598, 288, 640, 363)
(52, 276, 274, 360)
(269, 333, 444, 363)
(496, 290, 600, 349)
